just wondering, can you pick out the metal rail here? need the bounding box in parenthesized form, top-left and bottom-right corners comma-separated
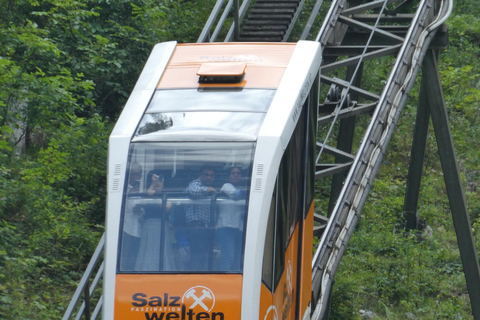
(62, 234, 104, 320)
(197, 0, 254, 42)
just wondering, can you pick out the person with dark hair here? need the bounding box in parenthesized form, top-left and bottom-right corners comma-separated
(122, 165, 172, 271)
(217, 166, 247, 271)
(135, 172, 173, 271)
(184, 166, 217, 226)
(183, 166, 217, 270)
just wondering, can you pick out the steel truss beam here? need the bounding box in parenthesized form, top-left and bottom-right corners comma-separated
(310, 0, 479, 318)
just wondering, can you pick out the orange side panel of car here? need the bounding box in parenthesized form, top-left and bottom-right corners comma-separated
(298, 201, 314, 318)
(270, 227, 299, 320)
(259, 282, 274, 320)
(157, 43, 296, 89)
(259, 226, 301, 320)
(114, 274, 242, 320)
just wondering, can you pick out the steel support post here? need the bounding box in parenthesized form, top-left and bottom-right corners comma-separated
(327, 116, 356, 215)
(423, 49, 480, 319)
(234, 0, 240, 41)
(84, 285, 91, 320)
(403, 73, 431, 231)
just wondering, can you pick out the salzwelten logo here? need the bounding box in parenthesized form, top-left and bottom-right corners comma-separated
(131, 286, 223, 320)
(182, 286, 216, 312)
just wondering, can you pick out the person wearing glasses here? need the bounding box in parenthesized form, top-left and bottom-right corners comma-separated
(217, 166, 247, 271)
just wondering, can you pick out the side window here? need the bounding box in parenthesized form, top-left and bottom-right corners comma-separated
(271, 107, 308, 290)
(304, 85, 317, 213)
(290, 111, 305, 230)
(274, 179, 288, 291)
(262, 192, 276, 290)
(260, 81, 317, 292)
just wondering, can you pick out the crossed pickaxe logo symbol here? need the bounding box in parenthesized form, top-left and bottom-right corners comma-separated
(183, 286, 215, 312)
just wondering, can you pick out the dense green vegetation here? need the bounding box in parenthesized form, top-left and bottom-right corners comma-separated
(0, 0, 479, 319)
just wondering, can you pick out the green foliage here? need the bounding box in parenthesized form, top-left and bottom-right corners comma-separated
(34, 0, 152, 118)
(331, 174, 472, 319)
(132, 0, 216, 43)
(0, 116, 108, 319)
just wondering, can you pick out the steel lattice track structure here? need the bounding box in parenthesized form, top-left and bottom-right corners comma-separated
(63, 0, 480, 319)
(308, 0, 453, 317)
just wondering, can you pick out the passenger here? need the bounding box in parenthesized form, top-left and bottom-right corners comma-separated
(217, 166, 247, 271)
(183, 166, 217, 270)
(121, 162, 144, 271)
(135, 173, 173, 271)
(147, 172, 165, 196)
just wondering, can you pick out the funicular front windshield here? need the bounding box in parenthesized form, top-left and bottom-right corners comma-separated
(119, 142, 254, 274)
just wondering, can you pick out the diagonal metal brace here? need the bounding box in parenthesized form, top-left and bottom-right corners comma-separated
(423, 49, 480, 319)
